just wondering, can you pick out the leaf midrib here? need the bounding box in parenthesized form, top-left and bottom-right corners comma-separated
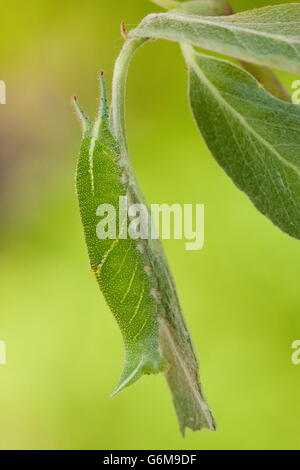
(184, 47, 300, 179)
(159, 317, 215, 430)
(148, 13, 300, 47)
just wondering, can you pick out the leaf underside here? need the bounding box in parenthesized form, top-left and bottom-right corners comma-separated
(182, 44, 300, 239)
(132, 4, 300, 74)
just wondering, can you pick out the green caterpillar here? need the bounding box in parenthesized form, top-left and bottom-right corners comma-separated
(74, 74, 214, 434)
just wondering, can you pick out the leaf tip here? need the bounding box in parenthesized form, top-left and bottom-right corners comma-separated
(120, 21, 129, 41)
(150, 0, 179, 10)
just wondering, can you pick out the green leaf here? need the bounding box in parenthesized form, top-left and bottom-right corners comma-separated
(131, 4, 300, 74)
(74, 74, 215, 434)
(150, 0, 180, 9)
(172, 0, 232, 16)
(238, 60, 290, 102)
(149, 1, 290, 102)
(181, 44, 300, 239)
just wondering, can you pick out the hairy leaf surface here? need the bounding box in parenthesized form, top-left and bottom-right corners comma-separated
(182, 44, 300, 239)
(132, 4, 300, 74)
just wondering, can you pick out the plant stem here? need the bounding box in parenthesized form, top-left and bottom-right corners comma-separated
(110, 1, 230, 155)
(111, 37, 147, 155)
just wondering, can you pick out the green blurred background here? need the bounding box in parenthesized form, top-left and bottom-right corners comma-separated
(0, 0, 300, 450)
